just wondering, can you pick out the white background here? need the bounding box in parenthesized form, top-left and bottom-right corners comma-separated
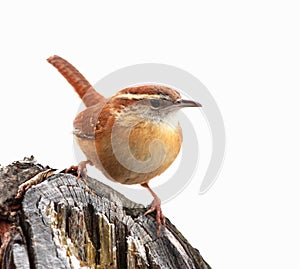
(1, 1, 299, 268)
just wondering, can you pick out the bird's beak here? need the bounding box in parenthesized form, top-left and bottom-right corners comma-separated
(161, 98, 201, 112)
(173, 99, 202, 108)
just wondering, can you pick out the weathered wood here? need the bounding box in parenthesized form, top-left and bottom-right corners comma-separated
(0, 157, 211, 269)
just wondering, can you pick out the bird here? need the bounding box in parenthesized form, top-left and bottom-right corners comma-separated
(47, 55, 201, 231)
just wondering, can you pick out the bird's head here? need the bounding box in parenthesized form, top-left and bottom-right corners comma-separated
(108, 85, 201, 126)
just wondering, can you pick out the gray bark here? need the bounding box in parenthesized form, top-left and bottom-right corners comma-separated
(0, 157, 211, 269)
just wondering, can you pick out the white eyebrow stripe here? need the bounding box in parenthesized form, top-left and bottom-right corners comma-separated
(115, 93, 170, 100)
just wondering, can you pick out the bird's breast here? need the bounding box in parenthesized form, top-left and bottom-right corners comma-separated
(93, 119, 183, 184)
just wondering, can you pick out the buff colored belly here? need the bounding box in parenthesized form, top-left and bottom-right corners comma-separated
(76, 121, 182, 185)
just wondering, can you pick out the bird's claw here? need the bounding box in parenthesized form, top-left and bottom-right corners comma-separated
(65, 161, 95, 195)
(65, 160, 92, 179)
(145, 198, 166, 235)
(76, 163, 88, 179)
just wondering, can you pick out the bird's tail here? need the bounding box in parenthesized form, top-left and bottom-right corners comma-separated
(47, 55, 105, 107)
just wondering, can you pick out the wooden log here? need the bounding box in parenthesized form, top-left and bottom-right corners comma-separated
(0, 157, 211, 269)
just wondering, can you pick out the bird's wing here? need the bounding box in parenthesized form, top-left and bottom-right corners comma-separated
(73, 103, 105, 138)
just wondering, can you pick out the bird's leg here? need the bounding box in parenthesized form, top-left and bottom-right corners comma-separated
(65, 160, 94, 194)
(141, 182, 166, 234)
(76, 160, 93, 179)
(66, 160, 93, 179)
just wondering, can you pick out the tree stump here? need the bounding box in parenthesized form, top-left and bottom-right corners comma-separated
(0, 157, 211, 269)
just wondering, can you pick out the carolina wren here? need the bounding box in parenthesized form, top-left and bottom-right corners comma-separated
(47, 55, 201, 230)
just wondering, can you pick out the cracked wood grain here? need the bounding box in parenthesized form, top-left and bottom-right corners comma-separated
(0, 157, 211, 269)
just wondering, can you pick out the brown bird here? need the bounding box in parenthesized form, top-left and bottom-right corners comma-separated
(47, 55, 201, 231)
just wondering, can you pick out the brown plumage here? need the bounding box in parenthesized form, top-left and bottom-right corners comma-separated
(47, 55, 105, 107)
(47, 55, 201, 231)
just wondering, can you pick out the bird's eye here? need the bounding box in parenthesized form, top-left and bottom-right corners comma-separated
(150, 99, 160, 108)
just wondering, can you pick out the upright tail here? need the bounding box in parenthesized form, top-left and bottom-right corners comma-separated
(47, 55, 106, 107)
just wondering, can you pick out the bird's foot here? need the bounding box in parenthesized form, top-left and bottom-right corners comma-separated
(65, 160, 93, 179)
(144, 196, 166, 235)
(65, 161, 95, 195)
